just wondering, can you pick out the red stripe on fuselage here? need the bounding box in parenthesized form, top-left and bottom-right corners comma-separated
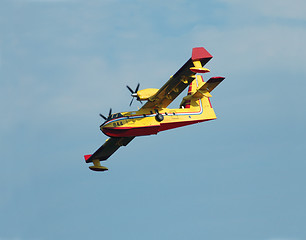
(102, 125, 160, 137)
(159, 119, 211, 131)
(102, 118, 215, 137)
(208, 98, 213, 108)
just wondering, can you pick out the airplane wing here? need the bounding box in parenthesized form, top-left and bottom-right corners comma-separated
(84, 136, 135, 171)
(141, 47, 213, 109)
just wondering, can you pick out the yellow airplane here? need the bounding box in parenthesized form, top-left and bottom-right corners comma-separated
(84, 47, 225, 171)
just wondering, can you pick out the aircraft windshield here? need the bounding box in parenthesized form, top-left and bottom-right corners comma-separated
(109, 113, 123, 120)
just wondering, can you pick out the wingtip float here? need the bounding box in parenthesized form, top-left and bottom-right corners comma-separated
(84, 47, 225, 172)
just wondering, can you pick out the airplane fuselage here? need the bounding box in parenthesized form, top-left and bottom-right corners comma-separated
(101, 98, 216, 138)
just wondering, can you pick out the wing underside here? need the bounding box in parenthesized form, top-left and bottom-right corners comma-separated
(85, 136, 135, 163)
(141, 47, 213, 109)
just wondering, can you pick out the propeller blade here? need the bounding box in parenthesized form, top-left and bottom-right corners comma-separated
(99, 113, 107, 120)
(135, 83, 140, 92)
(126, 83, 141, 106)
(126, 85, 134, 94)
(99, 108, 113, 122)
(129, 97, 134, 106)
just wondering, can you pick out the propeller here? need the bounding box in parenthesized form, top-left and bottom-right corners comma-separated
(126, 83, 141, 106)
(99, 108, 112, 121)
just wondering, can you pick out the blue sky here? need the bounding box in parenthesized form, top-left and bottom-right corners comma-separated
(1, 0, 306, 239)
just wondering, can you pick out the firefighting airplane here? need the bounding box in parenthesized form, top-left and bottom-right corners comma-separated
(84, 47, 225, 171)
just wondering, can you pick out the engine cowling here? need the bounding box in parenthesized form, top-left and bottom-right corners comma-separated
(136, 88, 159, 101)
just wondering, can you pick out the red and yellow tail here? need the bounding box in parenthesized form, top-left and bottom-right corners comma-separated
(180, 75, 224, 119)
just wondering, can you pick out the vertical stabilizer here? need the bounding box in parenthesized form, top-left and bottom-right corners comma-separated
(180, 75, 224, 120)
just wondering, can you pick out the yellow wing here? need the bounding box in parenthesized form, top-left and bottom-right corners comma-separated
(141, 47, 213, 109)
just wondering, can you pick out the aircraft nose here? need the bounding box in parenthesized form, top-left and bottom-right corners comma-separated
(100, 124, 105, 131)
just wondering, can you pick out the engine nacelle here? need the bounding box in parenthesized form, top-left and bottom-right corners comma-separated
(137, 88, 159, 101)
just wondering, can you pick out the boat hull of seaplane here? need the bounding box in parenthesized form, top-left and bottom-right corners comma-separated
(101, 119, 213, 137)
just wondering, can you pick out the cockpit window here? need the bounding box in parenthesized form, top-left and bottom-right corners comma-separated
(109, 113, 123, 120)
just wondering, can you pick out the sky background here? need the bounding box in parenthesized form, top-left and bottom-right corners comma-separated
(1, 0, 306, 239)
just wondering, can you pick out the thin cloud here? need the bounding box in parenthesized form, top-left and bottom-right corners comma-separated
(268, 238, 300, 240)
(219, 0, 306, 21)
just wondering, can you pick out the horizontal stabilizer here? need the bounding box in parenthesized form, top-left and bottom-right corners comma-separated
(200, 76, 225, 93)
(181, 76, 225, 103)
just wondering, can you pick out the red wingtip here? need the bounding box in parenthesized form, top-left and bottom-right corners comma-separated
(84, 154, 92, 162)
(192, 47, 213, 61)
